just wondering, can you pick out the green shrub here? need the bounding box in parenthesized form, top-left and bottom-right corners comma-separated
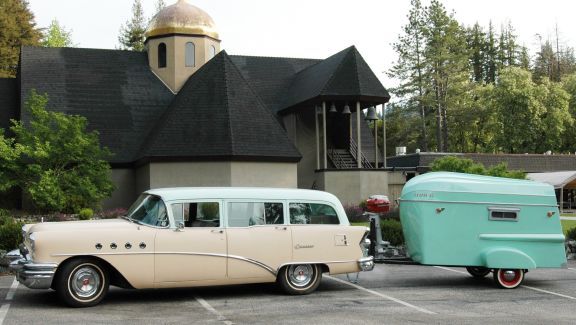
(381, 218, 404, 246)
(78, 208, 94, 220)
(567, 227, 576, 241)
(0, 215, 23, 251)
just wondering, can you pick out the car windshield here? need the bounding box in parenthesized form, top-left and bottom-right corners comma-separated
(125, 194, 169, 227)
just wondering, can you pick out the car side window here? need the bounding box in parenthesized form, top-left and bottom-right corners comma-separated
(289, 203, 340, 225)
(227, 202, 284, 227)
(171, 202, 220, 227)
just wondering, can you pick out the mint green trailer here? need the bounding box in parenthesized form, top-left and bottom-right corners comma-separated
(399, 172, 567, 288)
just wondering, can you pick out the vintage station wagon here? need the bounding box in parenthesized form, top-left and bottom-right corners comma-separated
(10, 188, 374, 307)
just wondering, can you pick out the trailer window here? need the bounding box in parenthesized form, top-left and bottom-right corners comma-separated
(488, 207, 519, 221)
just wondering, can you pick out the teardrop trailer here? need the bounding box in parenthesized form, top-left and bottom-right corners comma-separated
(368, 172, 568, 289)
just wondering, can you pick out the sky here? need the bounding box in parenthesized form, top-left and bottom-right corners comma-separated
(26, 0, 576, 90)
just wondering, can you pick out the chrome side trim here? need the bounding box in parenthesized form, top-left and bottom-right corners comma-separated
(399, 199, 557, 208)
(227, 254, 277, 275)
(51, 251, 363, 277)
(52, 251, 277, 276)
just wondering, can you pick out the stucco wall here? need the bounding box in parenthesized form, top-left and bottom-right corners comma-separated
(135, 164, 151, 196)
(102, 168, 136, 210)
(149, 162, 232, 188)
(286, 109, 320, 189)
(230, 162, 297, 188)
(147, 35, 221, 92)
(143, 161, 297, 189)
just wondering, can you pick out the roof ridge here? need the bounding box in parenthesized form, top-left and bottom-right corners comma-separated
(229, 53, 323, 61)
(221, 54, 301, 156)
(222, 53, 234, 155)
(319, 46, 356, 95)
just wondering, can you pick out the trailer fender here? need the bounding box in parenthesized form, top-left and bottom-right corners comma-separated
(481, 248, 537, 269)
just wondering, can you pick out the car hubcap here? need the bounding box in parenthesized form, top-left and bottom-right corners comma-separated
(288, 265, 313, 288)
(72, 266, 101, 298)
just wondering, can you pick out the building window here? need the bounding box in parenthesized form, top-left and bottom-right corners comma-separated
(289, 203, 340, 225)
(209, 45, 216, 59)
(227, 202, 284, 227)
(158, 43, 167, 68)
(185, 42, 195, 67)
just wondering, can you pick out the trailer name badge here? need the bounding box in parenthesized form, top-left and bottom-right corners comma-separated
(414, 193, 434, 198)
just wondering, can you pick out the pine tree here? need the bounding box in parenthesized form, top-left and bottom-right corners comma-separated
(42, 19, 74, 47)
(118, 0, 146, 51)
(484, 22, 498, 83)
(388, 0, 429, 151)
(467, 23, 485, 83)
(0, 0, 42, 77)
(423, 0, 469, 152)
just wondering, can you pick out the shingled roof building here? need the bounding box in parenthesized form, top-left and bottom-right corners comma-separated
(0, 0, 392, 209)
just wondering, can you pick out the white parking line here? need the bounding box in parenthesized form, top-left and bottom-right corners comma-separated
(435, 266, 576, 300)
(325, 275, 436, 315)
(195, 296, 234, 325)
(0, 278, 18, 325)
(567, 268, 576, 272)
(5, 279, 18, 301)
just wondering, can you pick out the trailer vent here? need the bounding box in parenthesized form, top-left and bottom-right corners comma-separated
(488, 207, 519, 221)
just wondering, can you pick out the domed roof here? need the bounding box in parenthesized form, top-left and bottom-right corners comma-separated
(146, 0, 219, 39)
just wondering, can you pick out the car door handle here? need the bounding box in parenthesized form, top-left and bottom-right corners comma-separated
(275, 226, 287, 230)
(211, 229, 223, 234)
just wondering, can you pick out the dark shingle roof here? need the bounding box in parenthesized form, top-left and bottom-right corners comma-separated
(279, 46, 390, 112)
(229, 55, 319, 113)
(18, 46, 174, 164)
(140, 51, 301, 162)
(0, 78, 17, 132)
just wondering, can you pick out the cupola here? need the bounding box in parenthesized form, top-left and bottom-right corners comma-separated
(145, 0, 221, 92)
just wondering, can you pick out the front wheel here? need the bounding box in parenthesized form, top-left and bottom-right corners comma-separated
(465, 266, 491, 278)
(277, 264, 322, 295)
(55, 258, 109, 307)
(493, 268, 524, 289)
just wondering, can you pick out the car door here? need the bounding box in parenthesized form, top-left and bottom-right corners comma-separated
(154, 200, 227, 284)
(225, 200, 292, 279)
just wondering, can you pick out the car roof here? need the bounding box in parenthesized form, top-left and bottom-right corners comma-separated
(145, 187, 341, 203)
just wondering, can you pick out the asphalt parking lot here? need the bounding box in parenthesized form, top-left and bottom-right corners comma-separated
(0, 260, 574, 324)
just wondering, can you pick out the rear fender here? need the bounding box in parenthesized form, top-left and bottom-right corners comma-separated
(481, 248, 537, 269)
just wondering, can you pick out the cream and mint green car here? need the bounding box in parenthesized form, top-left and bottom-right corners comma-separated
(10, 188, 373, 307)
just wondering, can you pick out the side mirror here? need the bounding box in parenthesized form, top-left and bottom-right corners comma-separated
(175, 222, 185, 232)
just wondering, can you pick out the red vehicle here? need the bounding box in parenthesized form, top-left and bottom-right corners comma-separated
(365, 195, 390, 214)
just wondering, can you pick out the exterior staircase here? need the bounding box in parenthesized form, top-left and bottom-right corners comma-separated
(328, 140, 373, 169)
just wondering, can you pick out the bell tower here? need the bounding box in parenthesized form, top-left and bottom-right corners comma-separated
(145, 0, 221, 92)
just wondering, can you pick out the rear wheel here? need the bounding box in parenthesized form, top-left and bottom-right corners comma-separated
(465, 266, 491, 278)
(277, 264, 322, 295)
(493, 268, 524, 289)
(55, 258, 109, 307)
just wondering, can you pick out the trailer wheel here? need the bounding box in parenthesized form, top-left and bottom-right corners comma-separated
(465, 266, 491, 278)
(493, 269, 524, 289)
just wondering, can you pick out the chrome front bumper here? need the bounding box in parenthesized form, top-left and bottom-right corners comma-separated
(358, 256, 375, 271)
(9, 253, 57, 290)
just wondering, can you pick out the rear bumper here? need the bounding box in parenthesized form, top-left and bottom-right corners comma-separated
(358, 256, 375, 271)
(9, 254, 57, 290)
